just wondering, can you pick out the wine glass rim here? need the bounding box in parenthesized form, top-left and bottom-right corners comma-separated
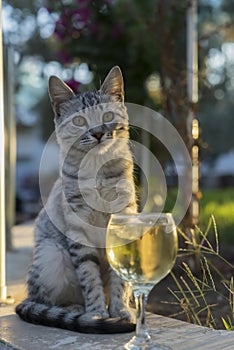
(109, 212, 175, 225)
(110, 212, 173, 218)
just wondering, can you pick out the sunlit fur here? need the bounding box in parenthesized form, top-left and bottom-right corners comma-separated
(15, 66, 137, 334)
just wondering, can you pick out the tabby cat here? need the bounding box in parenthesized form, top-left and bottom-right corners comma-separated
(16, 66, 137, 333)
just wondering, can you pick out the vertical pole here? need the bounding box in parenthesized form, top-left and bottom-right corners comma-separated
(187, 0, 198, 105)
(4, 44, 16, 251)
(0, 0, 7, 301)
(187, 0, 199, 226)
(187, 0, 200, 271)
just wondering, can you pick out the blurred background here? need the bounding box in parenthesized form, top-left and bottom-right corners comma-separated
(2, 0, 234, 249)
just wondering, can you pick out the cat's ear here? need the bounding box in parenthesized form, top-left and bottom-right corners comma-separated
(48, 76, 75, 114)
(100, 66, 124, 102)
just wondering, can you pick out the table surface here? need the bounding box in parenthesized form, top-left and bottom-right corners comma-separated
(1, 223, 234, 349)
(0, 306, 234, 350)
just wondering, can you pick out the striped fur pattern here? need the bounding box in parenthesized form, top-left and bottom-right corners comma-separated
(16, 66, 137, 333)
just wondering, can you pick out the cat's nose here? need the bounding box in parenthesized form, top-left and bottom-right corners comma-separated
(93, 132, 104, 140)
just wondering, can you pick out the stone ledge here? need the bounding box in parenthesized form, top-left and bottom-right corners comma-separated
(1, 306, 234, 350)
(2, 224, 234, 349)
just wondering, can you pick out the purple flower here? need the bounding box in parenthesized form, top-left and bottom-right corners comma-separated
(112, 23, 122, 38)
(76, 0, 91, 4)
(88, 22, 98, 34)
(72, 7, 91, 29)
(65, 79, 81, 93)
(103, 0, 113, 4)
(54, 13, 70, 41)
(57, 51, 72, 64)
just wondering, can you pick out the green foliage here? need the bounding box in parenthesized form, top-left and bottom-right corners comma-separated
(198, 0, 234, 159)
(45, 0, 188, 108)
(4, 0, 55, 60)
(5, 0, 234, 159)
(222, 316, 234, 331)
(165, 187, 234, 244)
(199, 188, 234, 244)
(169, 222, 234, 330)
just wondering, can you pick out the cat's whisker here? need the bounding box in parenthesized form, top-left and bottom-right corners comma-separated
(80, 140, 92, 145)
(79, 138, 96, 145)
(129, 125, 140, 137)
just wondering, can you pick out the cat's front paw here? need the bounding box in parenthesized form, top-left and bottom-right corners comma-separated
(79, 310, 109, 322)
(109, 306, 135, 322)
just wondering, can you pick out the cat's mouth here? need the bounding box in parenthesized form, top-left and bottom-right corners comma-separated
(78, 137, 113, 151)
(94, 138, 113, 148)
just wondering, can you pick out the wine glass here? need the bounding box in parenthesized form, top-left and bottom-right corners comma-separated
(106, 212, 178, 350)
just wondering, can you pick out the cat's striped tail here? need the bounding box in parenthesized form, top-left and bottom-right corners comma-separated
(15, 299, 135, 334)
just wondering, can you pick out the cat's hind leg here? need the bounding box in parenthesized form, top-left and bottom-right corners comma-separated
(27, 239, 84, 307)
(15, 239, 87, 330)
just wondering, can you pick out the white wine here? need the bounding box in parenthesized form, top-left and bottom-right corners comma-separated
(106, 223, 177, 285)
(106, 213, 177, 350)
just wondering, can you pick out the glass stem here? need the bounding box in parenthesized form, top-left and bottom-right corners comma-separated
(133, 290, 151, 342)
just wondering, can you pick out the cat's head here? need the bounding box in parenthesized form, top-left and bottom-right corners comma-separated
(48, 66, 129, 154)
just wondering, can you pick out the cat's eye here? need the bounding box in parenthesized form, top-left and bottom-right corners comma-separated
(72, 115, 86, 127)
(103, 111, 114, 123)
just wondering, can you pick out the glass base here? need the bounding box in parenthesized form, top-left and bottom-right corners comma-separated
(114, 335, 172, 350)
